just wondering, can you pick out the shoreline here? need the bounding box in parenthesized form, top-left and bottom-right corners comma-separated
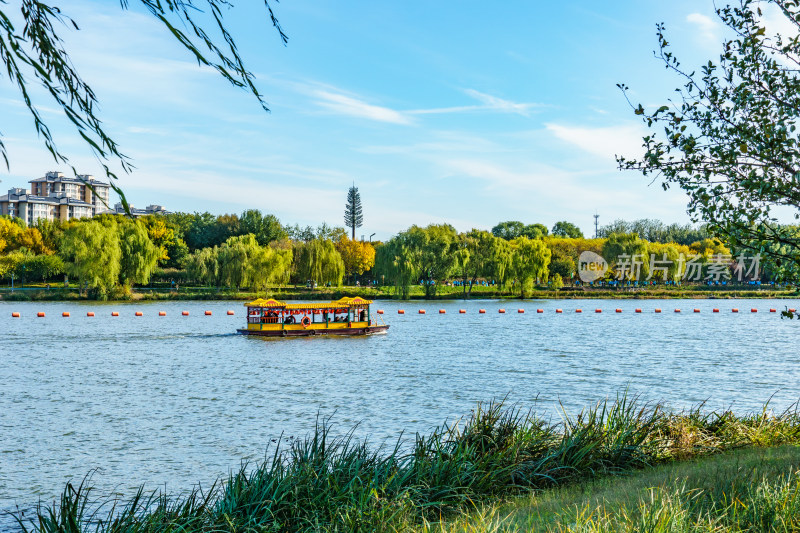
(11, 396, 800, 533)
(0, 286, 797, 302)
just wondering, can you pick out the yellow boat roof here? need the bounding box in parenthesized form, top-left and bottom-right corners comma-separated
(244, 296, 373, 309)
(244, 298, 286, 307)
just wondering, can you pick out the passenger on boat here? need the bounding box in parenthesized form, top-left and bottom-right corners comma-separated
(284, 315, 295, 324)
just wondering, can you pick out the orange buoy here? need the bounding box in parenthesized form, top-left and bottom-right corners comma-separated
(479, 309, 486, 314)
(159, 311, 166, 316)
(635, 308, 642, 313)
(518, 309, 525, 313)
(205, 310, 212, 316)
(751, 308, 758, 313)
(111, 311, 119, 317)
(655, 309, 662, 313)
(537, 309, 544, 313)
(789, 308, 797, 313)
(575, 309, 582, 313)
(674, 309, 681, 313)
(498, 309, 506, 314)
(556, 309, 563, 313)
(732, 308, 739, 313)
(227, 310, 234, 315)
(459, 309, 466, 314)
(694, 309, 700, 313)
(713, 308, 720, 313)
(377, 309, 384, 314)
(596, 309, 602, 313)
(615, 309, 622, 313)
(397, 310, 405, 314)
(770, 308, 777, 313)
(86, 312, 95, 317)
(37, 312, 45, 317)
(418, 309, 426, 314)
(135, 311, 143, 317)
(182, 311, 189, 316)
(11, 312, 20, 318)
(439, 309, 446, 314)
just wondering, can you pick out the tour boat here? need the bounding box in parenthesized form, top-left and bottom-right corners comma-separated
(237, 296, 389, 337)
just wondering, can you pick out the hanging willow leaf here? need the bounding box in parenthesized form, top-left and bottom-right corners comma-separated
(0, 1, 287, 214)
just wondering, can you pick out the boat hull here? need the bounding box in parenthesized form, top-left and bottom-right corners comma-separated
(237, 324, 389, 337)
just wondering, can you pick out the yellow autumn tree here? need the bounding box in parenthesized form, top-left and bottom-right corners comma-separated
(0, 217, 23, 253)
(16, 227, 52, 255)
(336, 237, 376, 283)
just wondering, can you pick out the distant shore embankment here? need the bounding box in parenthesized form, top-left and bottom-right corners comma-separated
(0, 284, 797, 302)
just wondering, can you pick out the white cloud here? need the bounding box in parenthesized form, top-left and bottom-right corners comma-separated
(462, 89, 537, 115)
(313, 91, 412, 125)
(757, 4, 800, 67)
(408, 89, 541, 117)
(759, 3, 799, 39)
(310, 85, 541, 124)
(686, 13, 720, 46)
(545, 123, 645, 162)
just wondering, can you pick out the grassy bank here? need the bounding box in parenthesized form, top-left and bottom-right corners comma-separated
(1, 284, 797, 302)
(13, 395, 800, 532)
(425, 445, 800, 532)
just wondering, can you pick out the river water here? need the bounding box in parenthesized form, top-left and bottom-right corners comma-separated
(1, 298, 799, 528)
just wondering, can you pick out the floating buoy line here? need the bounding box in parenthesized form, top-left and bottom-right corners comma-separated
(370, 307, 795, 316)
(7, 307, 797, 318)
(11, 310, 237, 318)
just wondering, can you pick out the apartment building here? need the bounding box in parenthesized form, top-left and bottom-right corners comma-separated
(104, 203, 169, 217)
(0, 171, 111, 224)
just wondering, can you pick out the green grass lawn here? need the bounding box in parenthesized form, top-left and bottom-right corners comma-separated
(424, 445, 800, 532)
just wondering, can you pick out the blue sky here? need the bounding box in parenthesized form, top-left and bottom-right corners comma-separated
(0, 1, 763, 238)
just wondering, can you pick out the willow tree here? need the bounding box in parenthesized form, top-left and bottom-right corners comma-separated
(118, 220, 160, 289)
(408, 224, 458, 298)
(213, 233, 292, 290)
(293, 239, 344, 286)
(248, 245, 293, 293)
(374, 239, 419, 299)
(344, 186, 364, 240)
(618, 0, 800, 279)
(217, 235, 253, 289)
(60, 221, 121, 298)
(511, 237, 551, 298)
(185, 247, 219, 286)
(458, 229, 507, 298)
(602, 233, 650, 281)
(0, 1, 287, 203)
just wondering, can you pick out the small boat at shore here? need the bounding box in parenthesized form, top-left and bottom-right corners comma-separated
(237, 296, 389, 337)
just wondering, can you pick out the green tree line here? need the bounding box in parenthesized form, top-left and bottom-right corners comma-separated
(1, 211, 792, 299)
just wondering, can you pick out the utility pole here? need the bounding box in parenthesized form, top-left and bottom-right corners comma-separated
(593, 213, 600, 238)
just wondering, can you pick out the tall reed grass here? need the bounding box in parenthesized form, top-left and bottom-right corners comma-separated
(12, 394, 800, 532)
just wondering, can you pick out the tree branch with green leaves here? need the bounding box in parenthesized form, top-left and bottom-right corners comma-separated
(618, 0, 800, 280)
(0, 0, 286, 211)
